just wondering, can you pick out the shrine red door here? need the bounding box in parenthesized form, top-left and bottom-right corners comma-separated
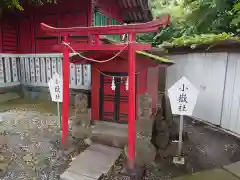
(100, 72, 135, 123)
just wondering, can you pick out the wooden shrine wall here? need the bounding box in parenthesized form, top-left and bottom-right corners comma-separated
(11, 0, 90, 53)
(96, 0, 123, 23)
(18, 0, 89, 53)
(0, 0, 124, 54)
(0, 15, 19, 53)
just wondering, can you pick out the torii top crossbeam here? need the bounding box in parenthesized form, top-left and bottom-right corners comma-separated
(41, 15, 170, 36)
(41, 15, 170, 169)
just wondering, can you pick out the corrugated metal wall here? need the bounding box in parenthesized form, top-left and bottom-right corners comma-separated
(166, 53, 227, 126)
(221, 53, 240, 135)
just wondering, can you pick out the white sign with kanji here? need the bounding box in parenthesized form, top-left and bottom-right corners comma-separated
(48, 73, 63, 102)
(168, 76, 199, 116)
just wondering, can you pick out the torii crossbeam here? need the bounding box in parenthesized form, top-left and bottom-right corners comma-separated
(41, 15, 170, 169)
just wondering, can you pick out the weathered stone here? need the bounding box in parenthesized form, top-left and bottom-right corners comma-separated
(72, 125, 92, 139)
(75, 93, 88, 114)
(62, 144, 121, 180)
(125, 93, 156, 167)
(124, 137, 156, 167)
(72, 93, 92, 142)
(223, 161, 240, 178)
(138, 93, 152, 119)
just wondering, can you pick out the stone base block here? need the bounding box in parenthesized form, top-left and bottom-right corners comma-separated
(121, 162, 146, 180)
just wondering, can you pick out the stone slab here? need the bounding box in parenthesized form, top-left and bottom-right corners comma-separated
(62, 144, 122, 180)
(60, 171, 96, 180)
(172, 169, 240, 180)
(223, 161, 240, 178)
(69, 150, 118, 173)
(68, 166, 103, 179)
(87, 143, 122, 156)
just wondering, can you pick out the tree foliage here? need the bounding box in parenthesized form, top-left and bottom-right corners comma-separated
(0, 0, 57, 11)
(146, 0, 240, 48)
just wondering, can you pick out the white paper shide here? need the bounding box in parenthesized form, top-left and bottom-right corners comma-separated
(48, 73, 63, 102)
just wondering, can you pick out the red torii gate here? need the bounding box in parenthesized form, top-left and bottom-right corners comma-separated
(41, 15, 170, 168)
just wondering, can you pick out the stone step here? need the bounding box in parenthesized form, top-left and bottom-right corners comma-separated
(223, 161, 240, 178)
(73, 121, 128, 148)
(60, 144, 122, 180)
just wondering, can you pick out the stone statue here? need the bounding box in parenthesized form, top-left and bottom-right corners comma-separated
(125, 93, 156, 167)
(72, 93, 92, 145)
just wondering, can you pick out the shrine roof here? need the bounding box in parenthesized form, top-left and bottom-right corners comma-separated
(117, 0, 153, 23)
(70, 36, 174, 66)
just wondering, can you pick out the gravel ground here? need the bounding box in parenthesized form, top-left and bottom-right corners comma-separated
(0, 108, 88, 180)
(1, 100, 240, 180)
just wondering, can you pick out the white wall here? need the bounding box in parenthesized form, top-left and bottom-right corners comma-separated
(166, 52, 227, 126)
(221, 53, 240, 134)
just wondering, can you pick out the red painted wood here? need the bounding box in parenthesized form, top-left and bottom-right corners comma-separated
(97, 0, 123, 23)
(128, 33, 136, 167)
(19, 17, 32, 53)
(40, 15, 170, 36)
(35, 15, 58, 37)
(0, 19, 2, 53)
(30, 14, 35, 53)
(88, 0, 94, 26)
(119, 77, 128, 122)
(15, 0, 89, 53)
(35, 39, 59, 53)
(62, 35, 70, 144)
(61, 12, 87, 28)
(91, 55, 146, 121)
(2, 17, 18, 53)
(102, 76, 115, 121)
(22, 0, 89, 16)
(88, 0, 94, 43)
(52, 43, 151, 51)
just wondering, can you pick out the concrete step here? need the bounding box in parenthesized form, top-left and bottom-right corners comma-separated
(60, 144, 122, 180)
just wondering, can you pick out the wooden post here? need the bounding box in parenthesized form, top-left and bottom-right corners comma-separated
(128, 33, 136, 168)
(62, 35, 70, 144)
(88, 0, 94, 44)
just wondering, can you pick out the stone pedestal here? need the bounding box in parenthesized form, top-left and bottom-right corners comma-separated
(121, 163, 145, 180)
(72, 93, 92, 145)
(124, 93, 156, 169)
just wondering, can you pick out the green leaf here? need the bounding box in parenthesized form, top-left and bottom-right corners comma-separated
(234, 2, 240, 10)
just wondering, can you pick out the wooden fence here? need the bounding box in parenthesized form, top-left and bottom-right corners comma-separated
(0, 53, 91, 89)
